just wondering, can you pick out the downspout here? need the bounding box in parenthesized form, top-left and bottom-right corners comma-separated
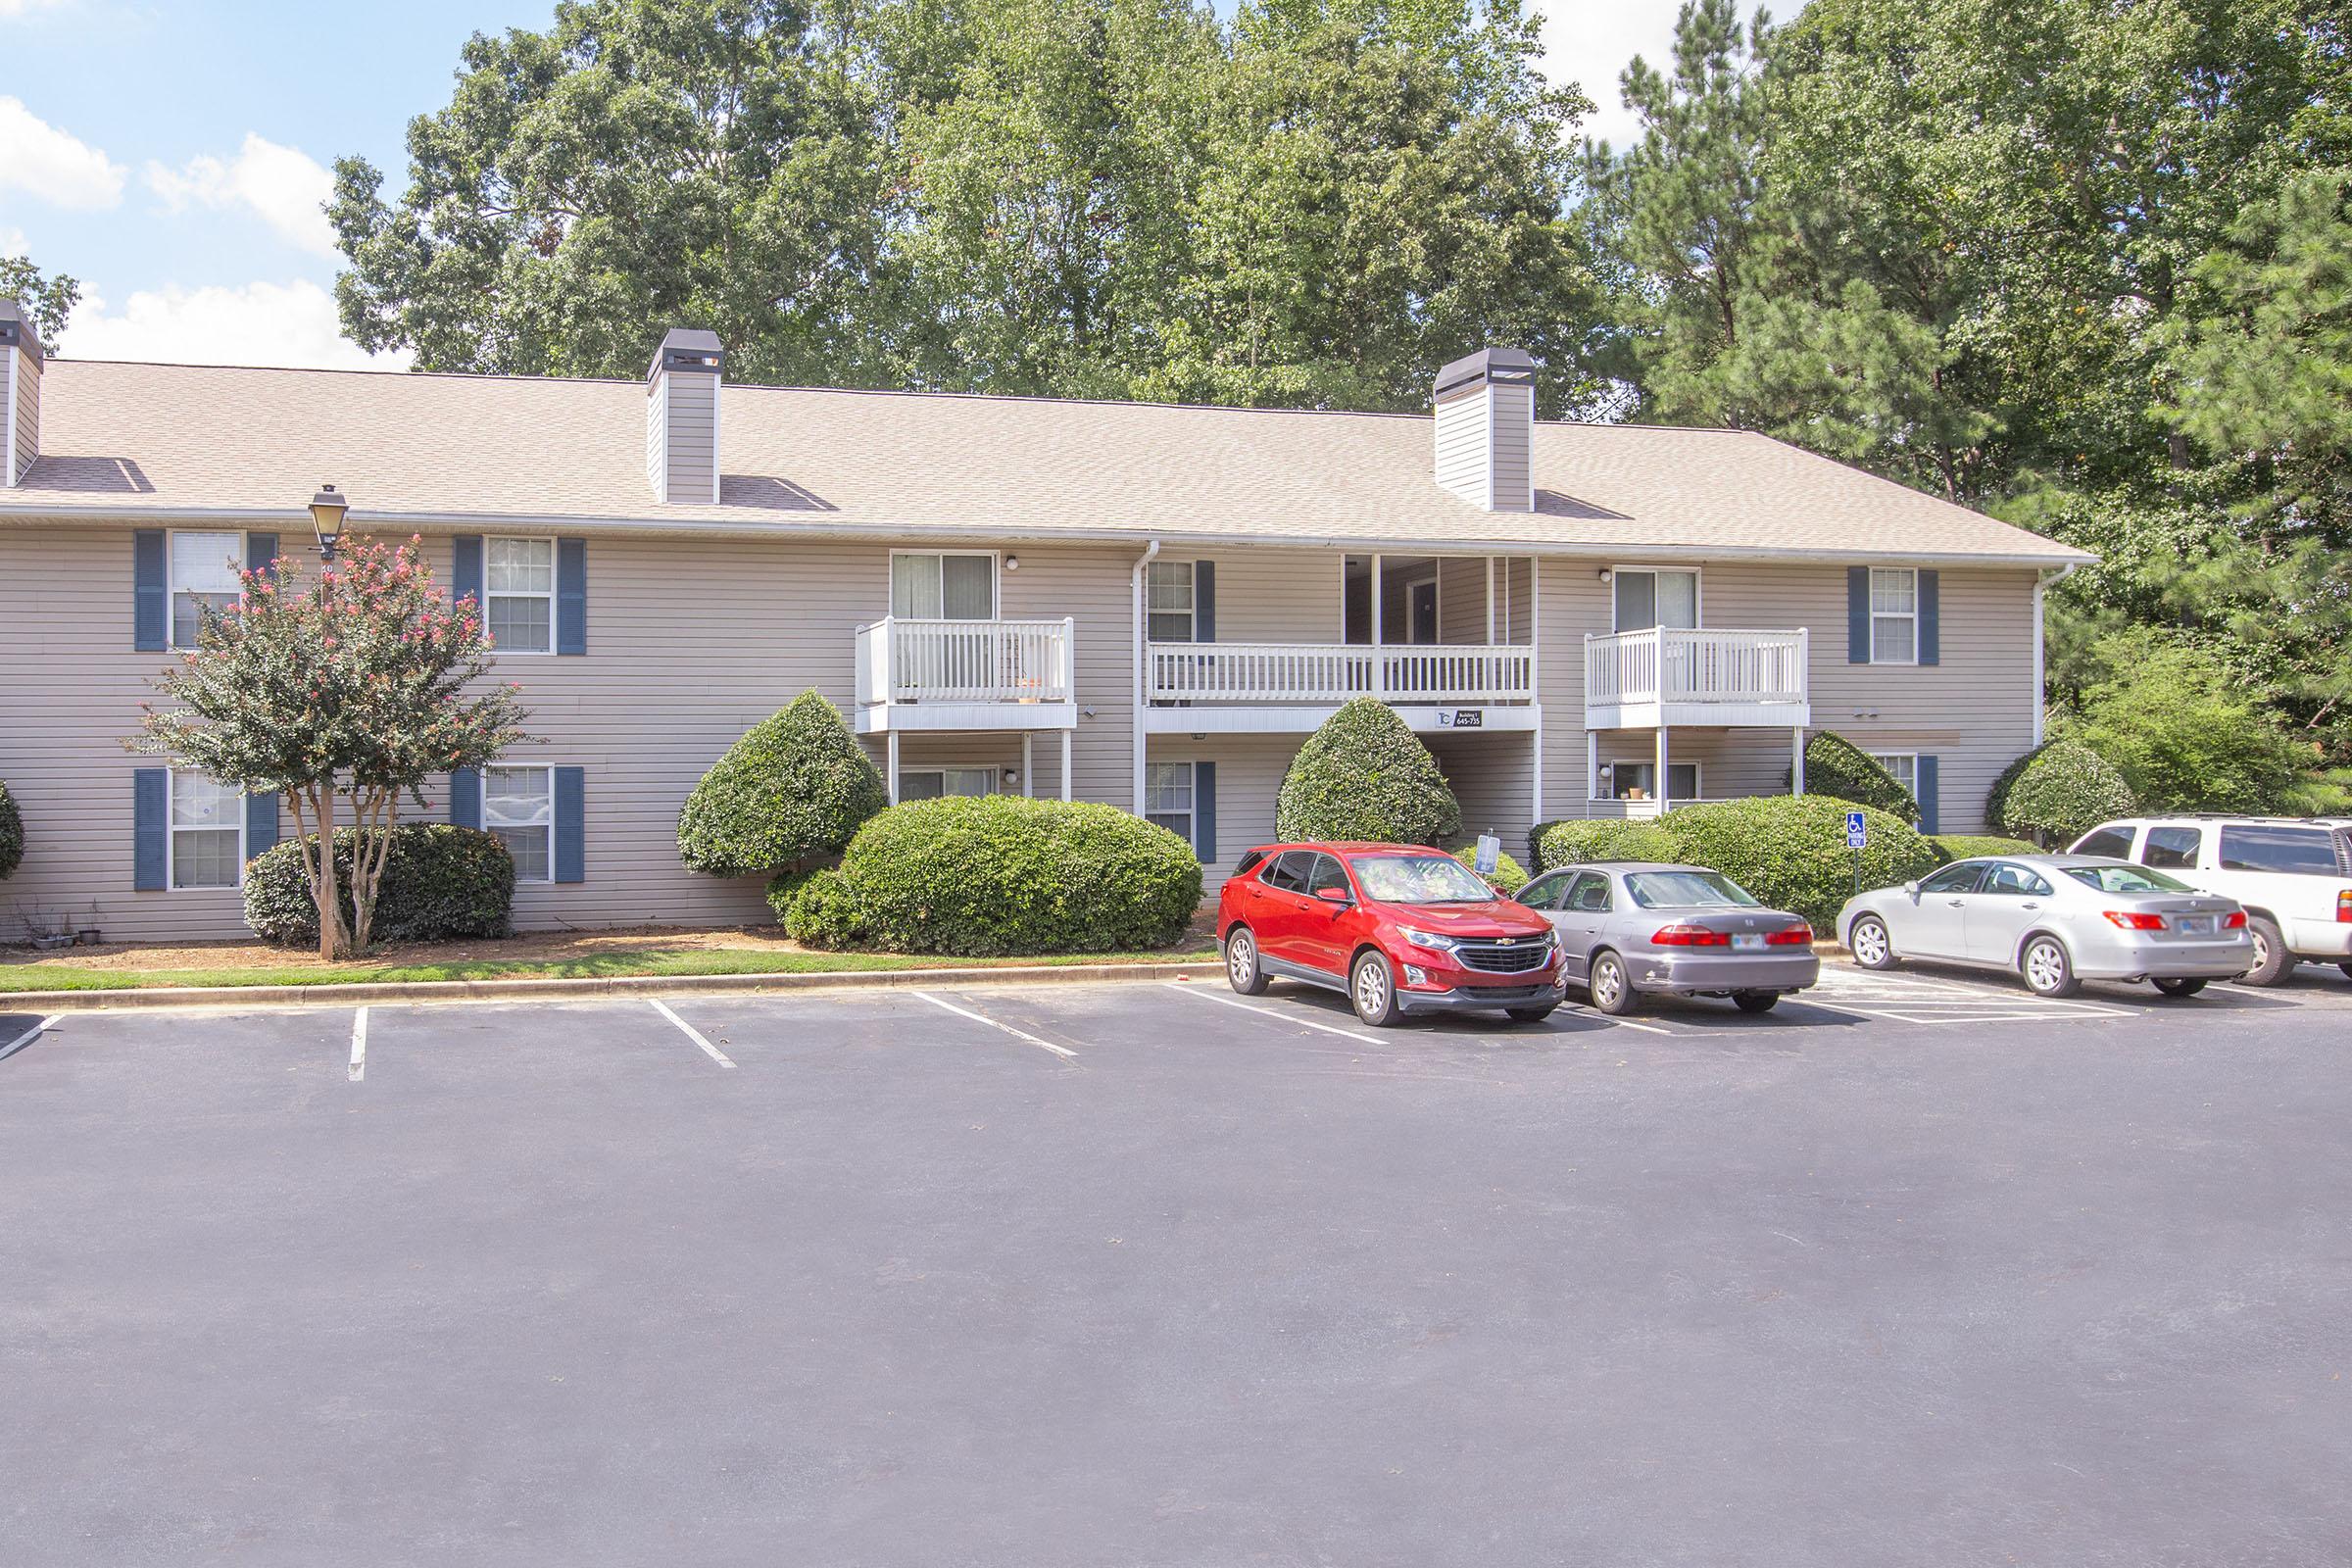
(1132, 539, 1160, 814)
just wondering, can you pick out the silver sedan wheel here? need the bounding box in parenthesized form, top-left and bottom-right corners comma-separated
(2023, 936, 2077, 997)
(1849, 916, 1893, 969)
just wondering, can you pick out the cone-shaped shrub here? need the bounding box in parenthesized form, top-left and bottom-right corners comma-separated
(0, 781, 22, 880)
(677, 691, 887, 877)
(1274, 698, 1460, 845)
(1990, 740, 2135, 847)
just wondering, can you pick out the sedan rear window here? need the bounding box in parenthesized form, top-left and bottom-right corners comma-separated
(2064, 864, 2193, 895)
(2219, 824, 2346, 876)
(1624, 870, 1760, 908)
(1348, 854, 1495, 905)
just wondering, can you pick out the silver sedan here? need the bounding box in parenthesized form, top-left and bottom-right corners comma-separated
(1838, 855, 2252, 998)
(1518, 862, 1821, 1015)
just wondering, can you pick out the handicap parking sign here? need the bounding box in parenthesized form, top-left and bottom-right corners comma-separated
(1845, 810, 1868, 849)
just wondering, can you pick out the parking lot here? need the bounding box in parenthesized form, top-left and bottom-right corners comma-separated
(6, 963, 2351, 1566)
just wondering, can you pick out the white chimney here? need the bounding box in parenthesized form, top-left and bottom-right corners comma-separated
(0, 298, 41, 489)
(646, 326, 722, 504)
(1433, 346, 1536, 512)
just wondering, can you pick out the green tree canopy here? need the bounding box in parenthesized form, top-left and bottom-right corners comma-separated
(0, 254, 79, 351)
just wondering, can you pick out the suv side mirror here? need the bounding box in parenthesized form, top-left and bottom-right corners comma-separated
(1315, 886, 1351, 906)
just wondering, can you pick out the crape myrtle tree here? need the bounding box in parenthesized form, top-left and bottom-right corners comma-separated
(130, 536, 528, 959)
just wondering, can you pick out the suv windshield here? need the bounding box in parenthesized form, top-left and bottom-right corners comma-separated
(2065, 864, 2192, 895)
(1348, 854, 1495, 905)
(1625, 870, 1760, 908)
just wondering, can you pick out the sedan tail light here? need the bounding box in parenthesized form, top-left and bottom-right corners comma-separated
(2102, 910, 2167, 931)
(2225, 909, 2248, 930)
(1651, 923, 1731, 947)
(1764, 923, 1814, 947)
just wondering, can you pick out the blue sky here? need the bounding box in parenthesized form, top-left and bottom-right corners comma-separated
(0, 0, 1752, 368)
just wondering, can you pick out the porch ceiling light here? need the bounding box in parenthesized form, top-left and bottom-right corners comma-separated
(309, 483, 351, 560)
(1597, 567, 1612, 582)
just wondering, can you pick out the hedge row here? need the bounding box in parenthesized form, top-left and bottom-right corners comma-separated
(0, 780, 22, 881)
(245, 823, 515, 946)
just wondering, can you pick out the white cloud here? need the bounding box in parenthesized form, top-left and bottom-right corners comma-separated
(62, 279, 409, 370)
(0, 96, 125, 210)
(1540, 0, 1780, 151)
(0, 0, 74, 16)
(146, 133, 339, 259)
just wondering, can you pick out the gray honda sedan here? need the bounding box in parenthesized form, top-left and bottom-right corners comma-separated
(1517, 861, 1821, 1015)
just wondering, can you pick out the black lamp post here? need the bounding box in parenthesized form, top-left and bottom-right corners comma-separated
(309, 483, 350, 560)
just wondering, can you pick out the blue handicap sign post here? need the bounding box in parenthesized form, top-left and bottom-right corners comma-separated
(1845, 810, 1868, 849)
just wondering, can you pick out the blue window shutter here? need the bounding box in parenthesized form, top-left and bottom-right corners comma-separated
(449, 767, 481, 829)
(1846, 566, 1869, 663)
(1918, 756, 1940, 834)
(133, 768, 169, 890)
(246, 531, 277, 581)
(1194, 760, 1216, 864)
(453, 535, 484, 612)
(557, 537, 587, 655)
(554, 766, 585, 883)
(134, 530, 168, 652)
(1194, 561, 1215, 644)
(245, 792, 280, 858)
(1918, 569, 1939, 665)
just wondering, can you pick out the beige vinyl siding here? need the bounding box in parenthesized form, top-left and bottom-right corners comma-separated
(1436, 730, 1537, 855)
(1153, 548, 1341, 645)
(1432, 386, 1487, 507)
(1146, 733, 1298, 895)
(648, 371, 717, 504)
(1435, 557, 1487, 644)
(9, 349, 37, 484)
(1489, 382, 1533, 511)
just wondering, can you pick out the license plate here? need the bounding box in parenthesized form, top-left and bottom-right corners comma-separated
(2177, 915, 2213, 935)
(1732, 934, 1765, 951)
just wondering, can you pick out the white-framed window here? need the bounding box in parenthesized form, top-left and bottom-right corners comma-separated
(1611, 566, 1699, 633)
(1870, 752, 1918, 798)
(171, 530, 246, 649)
(898, 766, 999, 801)
(170, 771, 244, 889)
(1869, 568, 1918, 664)
(1146, 561, 1198, 643)
(890, 551, 997, 620)
(1145, 760, 1195, 841)
(1608, 760, 1700, 803)
(485, 537, 557, 654)
(483, 764, 554, 882)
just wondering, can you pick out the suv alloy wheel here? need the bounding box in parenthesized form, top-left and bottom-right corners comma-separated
(1224, 927, 1269, 996)
(1350, 950, 1401, 1027)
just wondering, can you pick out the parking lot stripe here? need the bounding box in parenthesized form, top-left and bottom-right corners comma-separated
(648, 998, 736, 1068)
(0, 1013, 59, 1062)
(348, 1007, 368, 1081)
(1590, 1013, 1676, 1035)
(913, 992, 1079, 1059)
(1165, 982, 1389, 1046)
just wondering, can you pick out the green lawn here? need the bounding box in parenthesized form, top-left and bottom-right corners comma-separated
(0, 946, 1220, 994)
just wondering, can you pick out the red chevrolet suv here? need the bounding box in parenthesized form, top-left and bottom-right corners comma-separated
(1217, 842, 1563, 1026)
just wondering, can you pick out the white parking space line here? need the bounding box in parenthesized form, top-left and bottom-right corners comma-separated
(914, 992, 1079, 1059)
(1166, 982, 1389, 1046)
(0, 1013, 59, 1061)
(648, 998, 736, 1068)
(1590, 1013, 1677, 1035)
(348, 1007, 368, 1081)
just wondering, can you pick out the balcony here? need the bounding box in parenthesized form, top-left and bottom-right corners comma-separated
(854, 616, 1076, 733)
(1584, 627, 1810, 730)
(1143, 642, 1536, 733)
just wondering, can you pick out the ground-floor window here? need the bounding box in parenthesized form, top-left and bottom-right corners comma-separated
(1607, 760, 1698, 802)
(900, 766, 998, 801)
(1869, 752, 1918, 799)
(1145, 761, 1195, 841)
(171, 771, 243, 889)
(484, 765, 554, 882)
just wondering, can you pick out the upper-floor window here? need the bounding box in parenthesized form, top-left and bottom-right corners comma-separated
(484, 764, 553, 882)
(1869, 568, 1918, 663)
(486, 538, 556, 654)
(171, 771, 243, 889)
(1613, 567, 1698, 632)
(171, 530, 245, 649)
(892, 552, 995, 620)
(1146, 562, 1198, 643)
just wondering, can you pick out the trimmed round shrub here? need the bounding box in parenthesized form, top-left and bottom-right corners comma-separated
(1274, 698, 1460, 845)
(0, 780, 22, 880)
(1990, 741, 2135, 847)
(1931, 834, 2038, 863)
(808, 796, 1202, 956)
(784, 868, 867, 948)
(763, 863, 824, 924)
(1531, 817, 1678, 871)
(1454, 846, 1529, 895)
(1793, 731, 1919, 820)
(244, 823, 514, 947)
(677, 691, 887, 878)
(1654, 795, 1941, 929)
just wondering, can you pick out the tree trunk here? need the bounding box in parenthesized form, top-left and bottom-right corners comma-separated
(348, 787, 398, 956)
(305, 783, 348, 961)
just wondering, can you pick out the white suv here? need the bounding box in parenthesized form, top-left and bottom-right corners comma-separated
(2068, 816, 2352, 985)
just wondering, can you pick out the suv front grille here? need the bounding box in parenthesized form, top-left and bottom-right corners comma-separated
(1454, 940, 1550, 974)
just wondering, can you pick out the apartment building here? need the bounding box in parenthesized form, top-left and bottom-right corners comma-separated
(0, 302, 2091, 940)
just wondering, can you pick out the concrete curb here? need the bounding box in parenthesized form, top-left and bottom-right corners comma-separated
(0, 959, 1228, 1014)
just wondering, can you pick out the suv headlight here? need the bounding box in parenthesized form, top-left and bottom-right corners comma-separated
(1397, 927, 1459, 951)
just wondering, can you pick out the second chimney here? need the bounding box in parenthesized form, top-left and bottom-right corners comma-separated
(646, 326, 722, 504)
(1432, 346, 1536, 513)
(0, 298, 41, 489)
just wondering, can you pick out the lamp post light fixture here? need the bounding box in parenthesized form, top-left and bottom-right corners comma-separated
(309, 483, 351, 560)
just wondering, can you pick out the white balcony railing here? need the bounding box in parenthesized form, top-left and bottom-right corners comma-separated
(857, 616, 1074, 706)
(1145, 642, 1535, 706)
(1585, 627, 1808, 712)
